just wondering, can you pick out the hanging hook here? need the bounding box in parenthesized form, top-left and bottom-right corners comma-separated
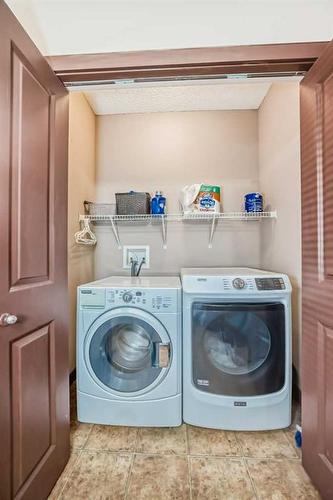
(75, 217, 97, 246)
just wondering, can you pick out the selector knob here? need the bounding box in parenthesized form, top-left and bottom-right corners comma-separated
(232, 278, 245, 289)
(122, 292, 133, 303)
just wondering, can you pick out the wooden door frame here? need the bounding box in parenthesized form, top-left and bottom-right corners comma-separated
(48, 41, 328, 85)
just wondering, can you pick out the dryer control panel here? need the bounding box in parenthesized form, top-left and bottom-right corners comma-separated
(255, 277, 286, 290)
(222, 277, 286, 291)
(222, 278, 255, 291)
(181, 269, 291, 294)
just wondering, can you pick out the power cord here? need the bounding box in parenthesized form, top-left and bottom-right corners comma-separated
(136, 257, 146, 276)
(130, 257, 138, 277)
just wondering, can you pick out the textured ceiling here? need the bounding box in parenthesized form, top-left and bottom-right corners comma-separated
(83, 82, 273, 115)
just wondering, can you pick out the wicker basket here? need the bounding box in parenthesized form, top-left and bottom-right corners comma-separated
(84, 201, 116, 215)
(115, 192, 151, 215)
(84, 201, 116, 225)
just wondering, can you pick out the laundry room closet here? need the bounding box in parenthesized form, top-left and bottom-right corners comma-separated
(67, 78, 302, 389)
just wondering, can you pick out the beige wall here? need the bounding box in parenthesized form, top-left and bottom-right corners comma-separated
(94, 110, 261, 277)
(258, 83, 302, 384)
(68, 93, 96, 372)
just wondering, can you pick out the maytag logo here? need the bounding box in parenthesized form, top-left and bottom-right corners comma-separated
(197, 379, 210, 386)
(234, 401, 247, 407)
(81, 289, 92, 294)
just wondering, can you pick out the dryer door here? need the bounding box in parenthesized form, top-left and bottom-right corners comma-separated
(192, 302, 285, 396)
(86, 308, 171, 395)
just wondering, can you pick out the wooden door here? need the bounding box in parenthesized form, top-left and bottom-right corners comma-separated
(0, 1, 69, 499)
(301, 39, 333, 500)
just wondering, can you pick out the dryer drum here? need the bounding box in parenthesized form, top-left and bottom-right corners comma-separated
(202, 311, 272, 376)
(109, 323, 153, 372)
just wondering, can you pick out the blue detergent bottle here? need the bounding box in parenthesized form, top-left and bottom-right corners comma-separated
(151, 191, 166, 214)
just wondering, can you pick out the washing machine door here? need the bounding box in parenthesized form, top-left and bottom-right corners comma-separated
(86, 308, 171, 395)
(192, 302, 285, 396)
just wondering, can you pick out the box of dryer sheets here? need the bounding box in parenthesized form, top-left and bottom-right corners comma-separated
(194, 184, 221, 212)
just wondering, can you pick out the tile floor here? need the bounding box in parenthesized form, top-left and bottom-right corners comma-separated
(49, 385, 320, 500)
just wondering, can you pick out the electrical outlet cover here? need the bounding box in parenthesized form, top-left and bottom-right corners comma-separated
(123, 245, 150, 269)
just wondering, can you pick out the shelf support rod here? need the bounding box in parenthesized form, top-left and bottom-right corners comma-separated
(208, 215, 217, 248)
(109, 216, 122, 249)
(161, 215, 167, 249)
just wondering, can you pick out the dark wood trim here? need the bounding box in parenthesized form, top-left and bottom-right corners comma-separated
(48, 41, 328, 72)
(48, 41, 329, 84)
(69, 369, 76, 385)
(293, 383, 301, 405)
(292, 365, 301, 403)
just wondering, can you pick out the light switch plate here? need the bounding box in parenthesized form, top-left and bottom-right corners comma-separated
(123, 245, 150, 269)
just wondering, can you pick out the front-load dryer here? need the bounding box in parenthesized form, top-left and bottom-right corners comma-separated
(77, 276, 181, 426)
(181, 267, 292, 431)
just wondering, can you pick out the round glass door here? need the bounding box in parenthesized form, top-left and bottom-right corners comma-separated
(88, 314, 167, 393)
(203, 311, 271, 375)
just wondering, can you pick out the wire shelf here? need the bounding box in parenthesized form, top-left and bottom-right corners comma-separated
(79, 211, 277, 223)
(78, 211, 277, 250)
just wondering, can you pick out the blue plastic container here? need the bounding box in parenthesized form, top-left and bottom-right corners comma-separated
(151, 191, 166, 215)
(244, 192, 263, 213)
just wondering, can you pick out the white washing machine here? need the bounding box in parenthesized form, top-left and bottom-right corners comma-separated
(77, 276, 182, 427)
(181, 267, 292, 431)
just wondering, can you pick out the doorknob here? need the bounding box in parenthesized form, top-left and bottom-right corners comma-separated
(0, 313, 18, 326)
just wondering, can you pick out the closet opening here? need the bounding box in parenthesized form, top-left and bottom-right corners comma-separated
(67, 74, 302, 393)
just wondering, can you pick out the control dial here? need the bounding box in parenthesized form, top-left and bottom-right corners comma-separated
(122, 292, 133, 303)
(232, 278, 245, 289)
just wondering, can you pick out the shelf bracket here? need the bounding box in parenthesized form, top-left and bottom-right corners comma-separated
(208, 215, 218, 248)
(109, 216, 122, 250)
(161, 215, 167, 249)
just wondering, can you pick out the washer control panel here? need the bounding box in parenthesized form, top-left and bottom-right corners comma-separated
(255, 277, 285, 290)
(105, 288, 178, 312)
